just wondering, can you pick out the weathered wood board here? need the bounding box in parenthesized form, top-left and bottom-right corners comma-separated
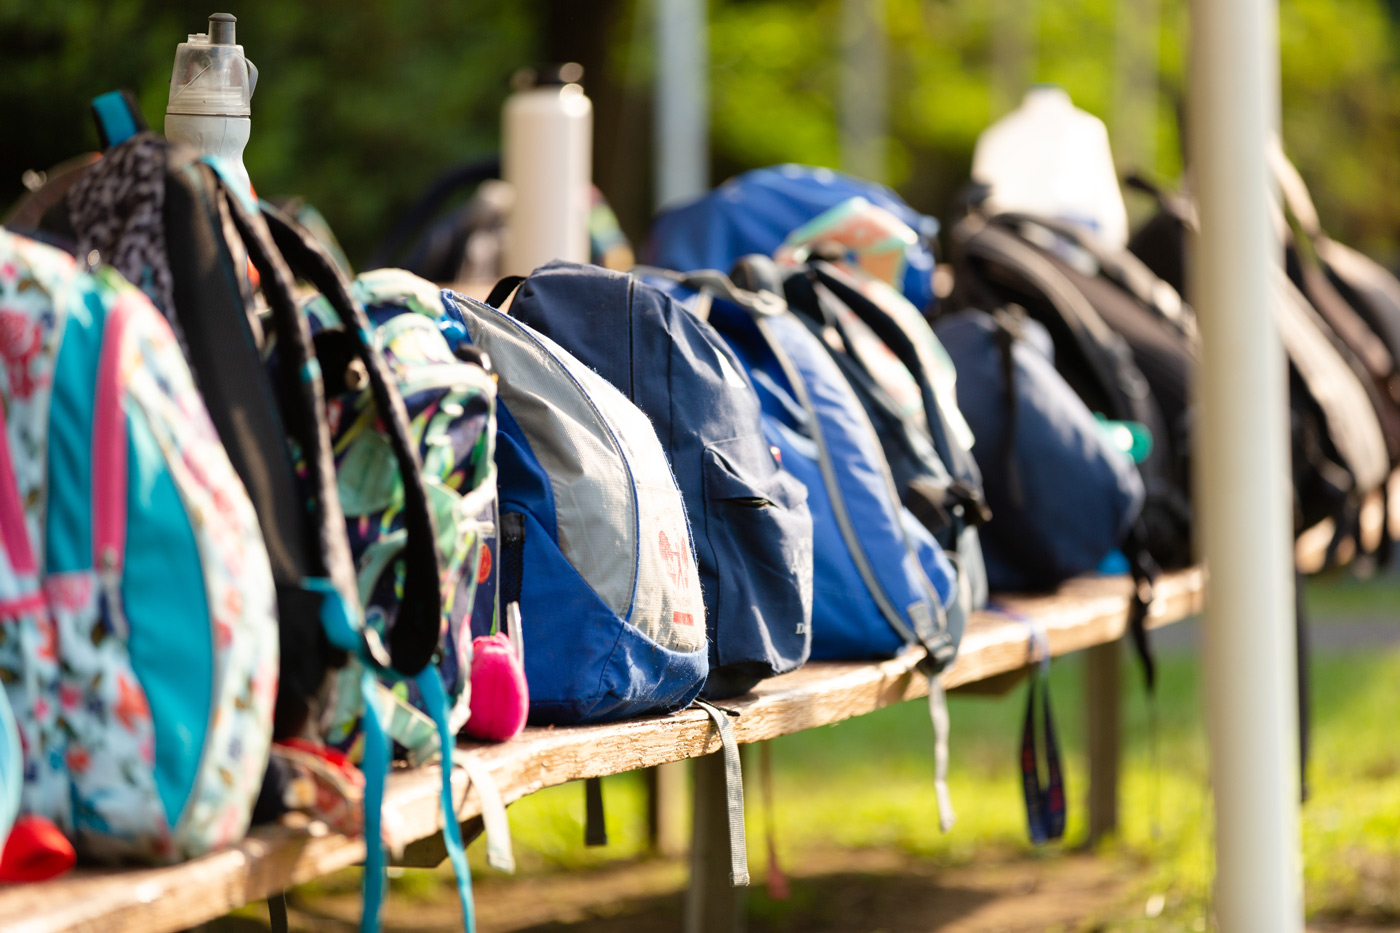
(0, 567, 1204, 933)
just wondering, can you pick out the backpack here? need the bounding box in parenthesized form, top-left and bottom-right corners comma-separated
(645, 268, 960, 666)
(56, 131, 475, 928)
(756, 253, 991, 620)
(0, 228, 278, 861)
(647, 164, 942, 312)
(1127, 188, 1391, 539)
(302, 267, 499, 760)
(441, 291, 710, 724)
(503, 261, 814, 700)
(950, 210, 1192, 571)
(932, 309, 1146, 590)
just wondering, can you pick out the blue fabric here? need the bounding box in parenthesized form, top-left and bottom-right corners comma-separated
(506, 262, 813, 698)
(357, 669, 389, 933)
(0, 687, 20, 847)
(45, 287, 105, 574)
(91, 91, 140, 148)
(647, 165, 940, 312)
(932, 311, 1145, 591)
(666, 280, 958, 663)
(448, 298, 709, 724)
(122, 409, 214, 828)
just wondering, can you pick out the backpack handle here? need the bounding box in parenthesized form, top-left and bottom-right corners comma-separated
(261, 206, 445, 679)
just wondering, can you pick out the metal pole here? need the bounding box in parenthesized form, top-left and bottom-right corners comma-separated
(1189, 0, 1303, 928)
(839, 0, 888, 183)
(654, 0, 710, 210)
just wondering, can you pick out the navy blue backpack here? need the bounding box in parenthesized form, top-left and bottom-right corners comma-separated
(933, 309, 1145, 591)
(503, 262, 814, 699)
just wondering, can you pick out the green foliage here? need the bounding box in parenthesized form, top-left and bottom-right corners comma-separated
(0, 0, 532, 262)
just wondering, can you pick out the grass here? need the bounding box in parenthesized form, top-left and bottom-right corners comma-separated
(250, 574, 1400, 930)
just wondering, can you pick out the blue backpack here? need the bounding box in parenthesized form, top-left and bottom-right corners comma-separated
(647, 164, 941, 312)
(645, 269, 959, 665)
(441, 290, 710, 724)
(504, 261, 814, 699)
(933, 310, 1145, 591)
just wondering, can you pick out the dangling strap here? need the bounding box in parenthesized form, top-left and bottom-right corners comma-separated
(358, 670, 390, 933)
(584, 778, 608, 847)
(1015, 620, 1065, 845)
(267, 892, 289, 933)
(453, 751, 516, 874)
(926, 673, 956, 832)
(693, 700, 750, 886)
(415, 666, 476, 933)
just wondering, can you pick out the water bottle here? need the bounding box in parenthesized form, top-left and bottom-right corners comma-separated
(164, 12, 258, 198)
(501, 63, 593, 277)
(972, 86, 1129, 249)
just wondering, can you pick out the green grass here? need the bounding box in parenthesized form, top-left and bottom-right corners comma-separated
(272, 576, 1400, 930)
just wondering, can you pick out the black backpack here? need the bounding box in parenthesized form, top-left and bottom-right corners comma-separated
(55, 134, 444, 739)
(1127, 185, 1391, 544)
(950, 211, 1191, 572)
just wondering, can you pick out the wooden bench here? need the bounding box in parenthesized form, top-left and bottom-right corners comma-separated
(0, 566, 1205, 933)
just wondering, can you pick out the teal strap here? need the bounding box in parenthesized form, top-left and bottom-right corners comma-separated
(415, 666, 476, 932)
(693, 700, 750, 886)
(358, 670, 390, 933)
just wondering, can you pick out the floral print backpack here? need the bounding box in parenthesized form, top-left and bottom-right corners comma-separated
(0, 228, 279, 862)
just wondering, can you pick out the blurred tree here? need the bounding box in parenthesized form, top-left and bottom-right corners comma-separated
(2, 0, 1398, 265)
(0, 0, 532, 263)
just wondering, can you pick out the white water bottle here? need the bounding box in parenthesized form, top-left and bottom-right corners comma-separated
(972, 86, 1129, 249)
(164, 12, 258, 198)
(501, 64, 593, 277)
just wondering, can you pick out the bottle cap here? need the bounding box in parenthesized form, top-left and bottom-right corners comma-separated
(167, 12, 258, 117)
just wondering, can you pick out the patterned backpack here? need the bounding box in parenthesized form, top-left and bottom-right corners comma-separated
(0, 228, 278, 862)
(304, 268, 498, 762)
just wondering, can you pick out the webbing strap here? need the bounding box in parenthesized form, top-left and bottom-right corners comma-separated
(1014, 616, 1066, 845)
(453, 751, 516, 873)
(584, 778, 608, 847)
(267, 892, 289, 933)
(358, 671, 390, 933)
(694, 700, 750, 886)
(926, 673, 956, 832)
(415, 666, 476, 933)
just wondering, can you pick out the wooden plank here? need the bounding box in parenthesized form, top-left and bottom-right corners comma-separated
(0, 567, 1204, 933)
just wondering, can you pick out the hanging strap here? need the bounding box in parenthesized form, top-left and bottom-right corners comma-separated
(926, 673, 956, 833)
(453, 751, 516, 874)
(261, 206, 444, 677)
(357, 670, 391, 933)
(584, 778, 608, 847)
(1013, 616, 1066, 845)
(415, 666, 476, 933)
(693, 700, 749, 886)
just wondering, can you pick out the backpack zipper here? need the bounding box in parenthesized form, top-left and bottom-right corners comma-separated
(92, 295, 140, 639)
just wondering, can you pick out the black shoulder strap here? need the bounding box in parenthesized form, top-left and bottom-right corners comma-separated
(485, 275, 527, 310)
(261, 206, 445, 677)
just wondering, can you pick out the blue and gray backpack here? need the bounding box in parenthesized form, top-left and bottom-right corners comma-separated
(440, 289, 710, 724)
(503, 261, 814, 699)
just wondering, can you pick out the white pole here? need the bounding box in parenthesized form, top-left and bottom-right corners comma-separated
(839, 0, 888, 184)
(654, 0, 710, 210)
(1190, 0, 1303, 928)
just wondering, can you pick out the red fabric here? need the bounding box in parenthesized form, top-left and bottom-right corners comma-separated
(0, 815, 76, 882)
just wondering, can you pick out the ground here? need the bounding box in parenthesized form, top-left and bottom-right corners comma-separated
(212, 572, 1400, 932)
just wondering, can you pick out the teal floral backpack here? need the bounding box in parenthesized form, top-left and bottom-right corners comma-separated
(0, 228, 279, 862)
